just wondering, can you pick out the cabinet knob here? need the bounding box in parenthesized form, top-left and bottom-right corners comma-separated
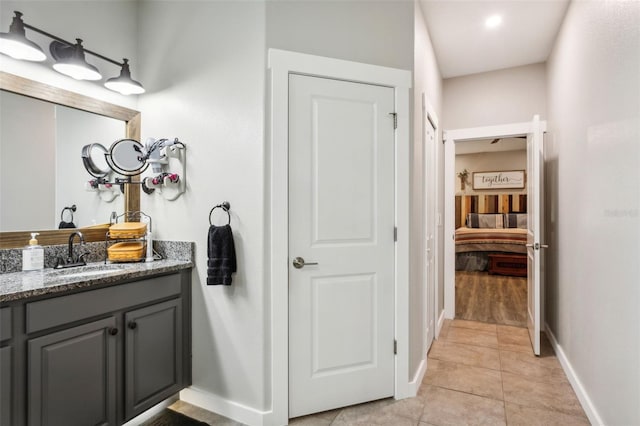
(128, 321, 137, 330)
(108, 327, 118, 336)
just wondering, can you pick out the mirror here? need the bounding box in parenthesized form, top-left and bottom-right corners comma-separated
(0, 71, 141, 248)
(1, 90, 125, 230)
(105, 138, 147, 176)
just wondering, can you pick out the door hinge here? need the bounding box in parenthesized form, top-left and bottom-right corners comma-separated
(389, 112, 397, 130)
(394, 227, 397, 242)
(394, 340, 397, 355)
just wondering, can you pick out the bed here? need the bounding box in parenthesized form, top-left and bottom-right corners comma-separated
(454, 194, 528, 272)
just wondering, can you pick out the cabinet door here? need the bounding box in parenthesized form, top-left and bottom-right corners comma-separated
(124, 298, 182, 420)
(28, 317, 117, 426)
(1, 346, 12, 426)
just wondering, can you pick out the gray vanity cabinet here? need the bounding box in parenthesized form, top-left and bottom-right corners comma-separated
(0, 269, 191, 426)
(0, 307, 15, 425)
(27, 317, 117, 426)
(1, 306, 13, 426)
(124, 298, 182, 419)
(0, 345, 12, 426)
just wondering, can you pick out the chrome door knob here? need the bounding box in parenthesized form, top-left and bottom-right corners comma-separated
(292, 257, 318, 269)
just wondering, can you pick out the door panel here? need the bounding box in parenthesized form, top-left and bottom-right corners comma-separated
(125, 298, 182, 420)
(28, 317, 116, 426)
(424, 111, 436, 349)
(289, 74, 395, 418)
(527, 115, 543, 356)
(311, 274, 376, 375)
(313, 97, 376, 245)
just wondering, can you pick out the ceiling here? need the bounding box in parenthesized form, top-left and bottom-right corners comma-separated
(456, 137, 526, 154)
(419, 0, 571, 79)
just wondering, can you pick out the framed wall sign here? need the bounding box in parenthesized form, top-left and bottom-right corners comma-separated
(472, 170, 525, 190)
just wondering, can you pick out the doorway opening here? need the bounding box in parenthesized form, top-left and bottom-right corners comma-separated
(453, 136, 528, 327)
(443, 117, 546, 355)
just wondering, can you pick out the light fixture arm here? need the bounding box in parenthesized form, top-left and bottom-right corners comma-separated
(21, 21, 124, 67)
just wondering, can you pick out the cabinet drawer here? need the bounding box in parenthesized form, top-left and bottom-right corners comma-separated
(0, 307, 11, 342)
(26, 274, 181, 334)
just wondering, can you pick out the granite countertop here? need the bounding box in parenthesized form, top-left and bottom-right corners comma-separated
(0, 259, 193, 303)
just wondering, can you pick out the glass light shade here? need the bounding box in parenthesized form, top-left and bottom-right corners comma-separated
(104, 60, 145, 95)
(0, 12, 46, 61)
(50, 39, 102, 81)
(104, 79, 145, 95)
(53, 62, 102, 80)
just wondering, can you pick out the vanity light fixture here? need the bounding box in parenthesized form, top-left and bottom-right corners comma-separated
(50, 39, 102, 81)
(0, 11, 144, 95)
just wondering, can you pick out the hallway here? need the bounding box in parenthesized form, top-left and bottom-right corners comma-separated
(158, 319, 588, 425)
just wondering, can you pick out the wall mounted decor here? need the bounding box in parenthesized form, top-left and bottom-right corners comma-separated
(472, 170, 525, 190)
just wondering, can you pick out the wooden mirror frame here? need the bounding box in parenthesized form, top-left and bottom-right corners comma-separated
(0, 71, 141, 249)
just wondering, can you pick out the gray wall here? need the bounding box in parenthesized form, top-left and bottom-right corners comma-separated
(266, 0, 414, 70)
(545, 1, 640, 424)
(137, 0, 269, 411)
(412, 1, 443, 379)
(442, 62, 547, 129)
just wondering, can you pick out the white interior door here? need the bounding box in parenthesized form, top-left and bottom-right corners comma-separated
(424, 109, 436, 349)
(288, 74, 395, 418)
(526, 115, 544, 356)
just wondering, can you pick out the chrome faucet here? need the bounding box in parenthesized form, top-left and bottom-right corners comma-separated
(55, 231, 87, 269)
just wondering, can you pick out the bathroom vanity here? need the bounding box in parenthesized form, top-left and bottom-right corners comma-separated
(0, 259, 192, 426)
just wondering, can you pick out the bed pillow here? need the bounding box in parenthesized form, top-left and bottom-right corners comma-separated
(466, 213, 504, 229)
(505, 213, 527, 229)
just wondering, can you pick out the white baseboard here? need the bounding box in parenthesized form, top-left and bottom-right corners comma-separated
(407, 357, 427, 396)
(436, 309, 446, 339)
(544, 323, 604, 426)
(180, 386, 272, 426)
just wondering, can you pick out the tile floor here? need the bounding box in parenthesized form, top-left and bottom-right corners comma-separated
(170, 319, 589, 425)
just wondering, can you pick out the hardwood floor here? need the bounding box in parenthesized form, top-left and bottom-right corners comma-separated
(455, 271, 527, 327)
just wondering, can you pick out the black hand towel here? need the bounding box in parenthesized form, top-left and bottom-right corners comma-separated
(58, 221, 76, 229)
(207, 224, 237, 285)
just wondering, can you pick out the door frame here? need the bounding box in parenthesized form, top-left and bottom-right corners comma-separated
(422, 94, 439, 352)
(443, 119, 546, 319)
(268, 49, 412, 425)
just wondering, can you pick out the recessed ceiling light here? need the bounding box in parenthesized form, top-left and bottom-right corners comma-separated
(485, 15, 503, 29)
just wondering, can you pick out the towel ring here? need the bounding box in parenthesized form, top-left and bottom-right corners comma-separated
(209, 202, 231, 226)
(61, 205, 77, 222)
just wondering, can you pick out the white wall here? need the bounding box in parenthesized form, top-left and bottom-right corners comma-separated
(137, 0, 268, 414)
(545, 1, 640, 424)
(412, 1, 442, 379)
(443, 62, 547, 129)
